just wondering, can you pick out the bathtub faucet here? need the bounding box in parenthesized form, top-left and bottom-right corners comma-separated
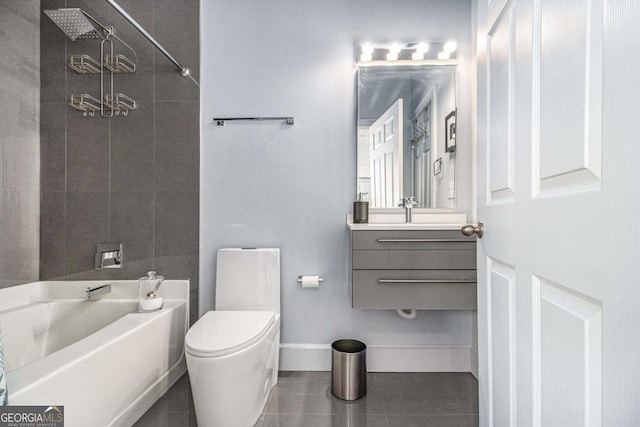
(85, 284, 112, 300)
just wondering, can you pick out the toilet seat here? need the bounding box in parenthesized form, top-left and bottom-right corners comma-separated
(185, 311, 277, 358)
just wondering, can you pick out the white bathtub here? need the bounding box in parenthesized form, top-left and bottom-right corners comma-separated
(0, 280, 189, 427)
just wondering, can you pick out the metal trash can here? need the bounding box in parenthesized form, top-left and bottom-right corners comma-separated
(331, 339, 366, 401)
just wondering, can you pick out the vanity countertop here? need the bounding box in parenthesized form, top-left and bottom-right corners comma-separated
(346, 213, 467, 231)
(347, 222, 465, 230)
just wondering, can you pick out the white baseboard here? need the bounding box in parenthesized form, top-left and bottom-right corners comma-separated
(470, 347, 478, 379)
(279, 344, 331, 371)
(279, 343, 472, 372)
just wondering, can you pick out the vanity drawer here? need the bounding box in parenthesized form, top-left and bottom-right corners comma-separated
(352, 249, 477, 270)
(352, 230, 475, 250)
(352, 270, 477, 310)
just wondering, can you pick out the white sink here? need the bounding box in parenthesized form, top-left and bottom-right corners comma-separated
(346, 212, 467, 230)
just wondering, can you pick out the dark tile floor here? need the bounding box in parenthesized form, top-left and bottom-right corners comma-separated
(133, 374, 196, 427)
(134, 372, 478, 427)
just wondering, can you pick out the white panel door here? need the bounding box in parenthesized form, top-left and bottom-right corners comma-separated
(370, 99, 403, 208)
(476, 0, 640, 426)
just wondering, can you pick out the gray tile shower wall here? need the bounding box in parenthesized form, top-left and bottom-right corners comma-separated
(39, 0, 200, 318)
(0, 1, 41, 288)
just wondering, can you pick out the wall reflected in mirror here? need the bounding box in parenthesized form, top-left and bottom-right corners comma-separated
(357, 65, 456, 208)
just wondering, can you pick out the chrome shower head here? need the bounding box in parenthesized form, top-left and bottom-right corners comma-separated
(44, 8, 111, 41)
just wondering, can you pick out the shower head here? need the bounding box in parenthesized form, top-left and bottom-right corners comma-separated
(44, 8, 111, 41)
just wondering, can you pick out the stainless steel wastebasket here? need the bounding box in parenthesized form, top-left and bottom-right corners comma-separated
(331, 339, 366, 400)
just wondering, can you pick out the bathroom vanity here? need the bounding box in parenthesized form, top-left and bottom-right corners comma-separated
(348, 216, 477, 310)
(351, 58, 476, 311)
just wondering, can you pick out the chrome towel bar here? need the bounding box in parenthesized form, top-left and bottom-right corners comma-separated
(378, 279, 476, 284)
(376, 238, 466, 243)
(214, 117, 295, 126)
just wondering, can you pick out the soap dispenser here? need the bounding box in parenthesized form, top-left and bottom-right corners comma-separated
(138, 271, 164, 312)
(353, 192, 369, 223)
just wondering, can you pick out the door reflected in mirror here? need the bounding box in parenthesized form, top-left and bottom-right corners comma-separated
(357, 65, 456, 209)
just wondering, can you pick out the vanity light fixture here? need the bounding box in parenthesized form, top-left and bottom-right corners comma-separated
(358, 41, 456, 64)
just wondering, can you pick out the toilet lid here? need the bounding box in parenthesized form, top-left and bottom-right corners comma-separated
(185, 311, 277, 357)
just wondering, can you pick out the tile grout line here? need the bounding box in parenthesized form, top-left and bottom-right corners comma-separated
(62, 0, 68, 278)
(151, 5, 156, 271)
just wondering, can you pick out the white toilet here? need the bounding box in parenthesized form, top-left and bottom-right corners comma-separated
(185, 248, 280, 427)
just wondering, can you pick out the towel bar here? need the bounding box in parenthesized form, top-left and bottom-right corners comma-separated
(213, 117, 294, 126)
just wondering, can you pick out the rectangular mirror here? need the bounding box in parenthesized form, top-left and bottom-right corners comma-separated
(357, 64, 457, 209)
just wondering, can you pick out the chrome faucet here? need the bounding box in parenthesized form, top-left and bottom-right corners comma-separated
(85, 284, 111, 300)
(399, 197, 418, 223)
(95, 243, 122, 269)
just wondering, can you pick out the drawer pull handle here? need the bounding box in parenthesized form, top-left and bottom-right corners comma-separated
(376, 239, 466, 243)
(378, 279, 477, 284)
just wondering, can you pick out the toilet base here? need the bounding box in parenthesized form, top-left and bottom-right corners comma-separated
(187, 318, 280, 427)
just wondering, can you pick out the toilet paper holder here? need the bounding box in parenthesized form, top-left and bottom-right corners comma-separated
(297, 276, 324, 283)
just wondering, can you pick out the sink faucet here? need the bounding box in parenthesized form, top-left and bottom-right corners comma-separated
(399, 197, 418, 223)
(85, 284, 111, 300)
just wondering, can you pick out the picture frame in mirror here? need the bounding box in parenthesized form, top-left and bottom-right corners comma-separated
(434, 157, 443, 176)
(445, 110, 456, 153)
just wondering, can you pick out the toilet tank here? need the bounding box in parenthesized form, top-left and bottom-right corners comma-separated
(215, 248, 280, 313)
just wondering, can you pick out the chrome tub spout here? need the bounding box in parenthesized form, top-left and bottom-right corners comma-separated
(85, 284, 111, 300)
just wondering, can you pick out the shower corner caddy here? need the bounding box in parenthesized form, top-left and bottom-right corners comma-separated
(69, 47, 138, 118)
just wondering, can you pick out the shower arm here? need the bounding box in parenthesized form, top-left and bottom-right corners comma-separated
(104, 0, 191, 77)
(82, 11, 113, 38)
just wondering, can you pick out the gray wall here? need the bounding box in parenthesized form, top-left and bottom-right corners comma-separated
(201, 0, 474, 353)
(39, 0, 200, 317)
(0, 1, 41, 288)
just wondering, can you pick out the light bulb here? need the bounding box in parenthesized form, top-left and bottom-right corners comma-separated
(360, 53, 372, 61)
(389, 43, 402, 54)
(438, 51, 450, 60)
(386, 43, 402, 61)
(411, 42, 429, 60)
(361, 43, 374, 55)
(443, 41, 457, 53)
(415, 42, 429, 54)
